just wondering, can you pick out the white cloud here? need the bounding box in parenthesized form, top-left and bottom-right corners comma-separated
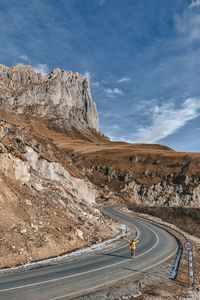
(110, 124, 121, 130)
(132, 98, 200, 143)
(117, 77, 131, 83)
(18, 55, 29, 61)
(17, 55, 49, 75)
(189, 0, 200, 8)
(92, 80, 101, 88)
(175, 1, 200, 42)
(105, 87, 124, 97)
(84, 70, 91, 80)
(34, 64, 49, 75)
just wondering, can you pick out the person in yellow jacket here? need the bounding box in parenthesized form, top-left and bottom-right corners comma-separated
(126, 239, 139, 259)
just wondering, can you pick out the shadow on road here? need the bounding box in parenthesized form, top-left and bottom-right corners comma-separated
(102, 252, 130, 259)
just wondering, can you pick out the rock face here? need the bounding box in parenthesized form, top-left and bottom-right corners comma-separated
(71, 146, 200, 207)
(122, 178, 200, 206)
(0, 64, 99, 131)
(0, 64, 113, 268)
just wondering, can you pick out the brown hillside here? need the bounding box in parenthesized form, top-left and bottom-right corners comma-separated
(1, 110, 199, 207)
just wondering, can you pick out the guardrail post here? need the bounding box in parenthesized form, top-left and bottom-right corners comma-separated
(185, 241, 195, 287)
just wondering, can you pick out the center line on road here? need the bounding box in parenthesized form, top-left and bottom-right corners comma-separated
(0, 219, 159, 293)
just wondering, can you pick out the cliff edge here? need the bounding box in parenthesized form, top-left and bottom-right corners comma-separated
(0, 64, 99, 132)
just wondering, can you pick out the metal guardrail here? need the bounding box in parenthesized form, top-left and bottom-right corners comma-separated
(126, 208, 188, 282)
(132, 213, 195, 285)
(170, 238, 183, 281)
(107, 206, 195, 285)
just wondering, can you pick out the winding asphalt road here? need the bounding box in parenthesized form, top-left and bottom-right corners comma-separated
(0, 206, 178, 300)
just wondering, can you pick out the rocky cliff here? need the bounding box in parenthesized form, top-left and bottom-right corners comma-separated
(0, 65, 115, 268)
(0, 64, 99, 132)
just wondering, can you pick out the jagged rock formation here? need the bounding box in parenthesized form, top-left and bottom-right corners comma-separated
(0, 64, 99, 132)
(0, 65, 114, 268)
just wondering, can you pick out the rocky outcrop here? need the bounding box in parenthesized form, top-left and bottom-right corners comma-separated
(0, 64, 116, 268)
(122, 178, 200, 206)
(0, 144, 96, 204)
(0, 64, 99, 131)
(71, 148, 200, 207)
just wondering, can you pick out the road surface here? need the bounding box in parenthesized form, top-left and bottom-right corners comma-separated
(0, 206, 178, 300)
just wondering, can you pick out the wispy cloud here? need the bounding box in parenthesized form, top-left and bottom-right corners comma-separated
(17, 54, 49, 75)
(132, 98, 200, 143)
(189, 0, 200, 8)
(18, 55, 29, 61)
(84, 70, 91, 80)
(92, 80, 101, 88)
(175, 1, 200, 43)
(91, 74, 115, 89)
(34, 64, 49, 75)
(105, 87, 123, 97)
(117, 77, 131, 83)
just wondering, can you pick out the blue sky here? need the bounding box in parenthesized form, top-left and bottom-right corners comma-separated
(0, 0, 200, 151)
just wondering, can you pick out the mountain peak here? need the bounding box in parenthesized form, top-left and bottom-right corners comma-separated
(0, 64, 99, 132)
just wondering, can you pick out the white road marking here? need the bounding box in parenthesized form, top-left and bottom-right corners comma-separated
(0, 210, 139, 277)
(0, 220, 159, 293)
(52, 247, 177, 300)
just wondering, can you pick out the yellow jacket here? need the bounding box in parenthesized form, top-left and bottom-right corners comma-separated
(127, 239, 139, 250)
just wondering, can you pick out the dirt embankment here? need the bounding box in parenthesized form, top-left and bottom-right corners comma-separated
(0, 114, 117, 268)
(128, 205, 200, 238)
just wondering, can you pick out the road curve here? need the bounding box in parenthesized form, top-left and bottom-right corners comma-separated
(0, 206, 178, 300)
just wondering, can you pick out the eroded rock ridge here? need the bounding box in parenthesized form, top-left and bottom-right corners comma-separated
(0, 64, 99, 131)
